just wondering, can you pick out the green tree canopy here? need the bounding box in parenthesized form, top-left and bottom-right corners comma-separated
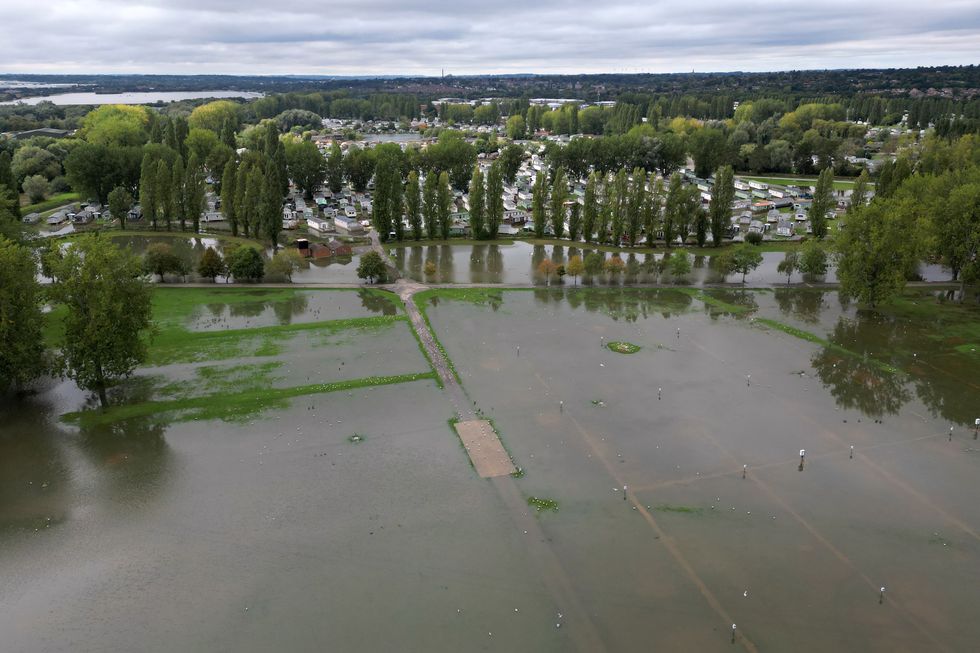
(45, 235, 152, 407)
(0, 237, 47, 393)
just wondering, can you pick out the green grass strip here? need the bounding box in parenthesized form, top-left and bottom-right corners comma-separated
(675, 288, 753, 314)
(22, 192, 81, 215)
(62, 371, 437, 427)
(754, 317, 900, 374)
(148, 314, 406, 365)
(412, 291, 461, 384)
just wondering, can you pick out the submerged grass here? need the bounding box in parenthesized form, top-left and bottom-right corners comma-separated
(753, 317, 900, 374)
(148, 315, 405, 365)
(527, 496, 559, 512)
(654, 504, 704, 515)
(412, 292, 461, 383)
(63, 372, 437, 427)
(607, 341, 642, 354)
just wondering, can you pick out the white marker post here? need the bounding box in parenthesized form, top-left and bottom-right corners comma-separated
(799, 448, 806, 471)
(742, 464, 747, 479)
(850, 445, 854, 459)
(879, 586, 885, 604)
(731, 623, 737, 643)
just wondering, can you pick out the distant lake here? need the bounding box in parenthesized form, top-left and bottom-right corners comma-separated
(0, 90, 264, 106)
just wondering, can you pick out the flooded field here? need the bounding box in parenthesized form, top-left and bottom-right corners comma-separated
(2, 286, 978, 651)
(390, 241, 953, 286)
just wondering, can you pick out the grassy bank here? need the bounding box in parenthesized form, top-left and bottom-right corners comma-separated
(62, 372, 437, 426)
(22, 192, 81, 215)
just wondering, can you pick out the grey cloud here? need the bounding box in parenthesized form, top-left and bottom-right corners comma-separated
(0, 0, 978, 74)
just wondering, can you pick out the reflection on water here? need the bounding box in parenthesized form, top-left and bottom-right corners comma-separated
(0, 397, 71, 534)
(774, 288, 827, 324)
(392, 241, 955, 286)
(811, 317, 912, 418)
(76, 415, 173, 509)
(357, 288, 398, 315)
(0, 388, 173, 537)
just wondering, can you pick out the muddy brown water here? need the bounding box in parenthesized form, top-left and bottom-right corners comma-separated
(1, 288, 978, 651)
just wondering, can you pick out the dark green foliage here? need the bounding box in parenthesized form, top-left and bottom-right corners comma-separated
(0, 237, 46, 392)
(485, 162, 503, 240)
(45, 235, 152, 408)
(197, 246, 226, 282)
(357, 250, 387, 283)
(550, 167, 568, 239)
(226, 246, 265, 282)
(406, 171, 423, 240)
(284, 138, 325, 199)
(107, 186, 132, 230)
(468, 166, 485, 239)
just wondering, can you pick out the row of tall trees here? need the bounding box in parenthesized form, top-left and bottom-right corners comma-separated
(137, 150, 208, 232)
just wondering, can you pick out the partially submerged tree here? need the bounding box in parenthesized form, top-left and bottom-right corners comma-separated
(46, 235, 153, 408)
(0, 237, 47, 393)
(777, 250, 800, 284)
(566, 254, 584, 285)
(226, 245, 265, 282)
(197, 246, 226, 282)
(799, 240, 829, 278)
(143, 242, 185, 281)
(267, 249, 307, 282)
(716, 244, 763, 282)
(357, 250, 387, 283)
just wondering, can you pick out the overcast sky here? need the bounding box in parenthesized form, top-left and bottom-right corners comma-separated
(2, 0, 979, 75)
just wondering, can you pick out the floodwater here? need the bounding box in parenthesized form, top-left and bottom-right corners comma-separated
(2, 287, 978, 651)
(0, 90, 264, 106)
(390, 241, 953, 286)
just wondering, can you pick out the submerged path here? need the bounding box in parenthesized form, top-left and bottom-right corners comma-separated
(389, 276, 608, 652)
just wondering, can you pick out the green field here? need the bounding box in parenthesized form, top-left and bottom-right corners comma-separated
(21, 192, 82, 215)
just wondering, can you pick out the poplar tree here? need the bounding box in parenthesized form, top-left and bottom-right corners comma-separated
(243, 165, 264, 238)
(406, 170, 422, 240)
(625, 167, 644, 246)
(139, 153, 157, 230)
(709, 165, 734, 247)
(171, 155, 186, 231)
(185, 152, 207, 234)
(532, 171, 547, 238)
(437, 172, 452, 240)
(582, 172, 598, 243)
(596, 175, 612, 244)
(663, 173, 683, 247)
(644, 175, 663, 247)
(468, 166, 485, 239)
(155, 159, 172, 230)
(423, 173, 439, 240)
(550, 167, 567, 239)
(849, 168, 870, 212)
(235, 160, 250, 237)
(810, 167, 834, 239)
(610, 168, 628, 246)
(568, 203, 582, 242)
(221, 159, 238, 236)
(485, 162, 503, 240)
(260, 173, 282, 249)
